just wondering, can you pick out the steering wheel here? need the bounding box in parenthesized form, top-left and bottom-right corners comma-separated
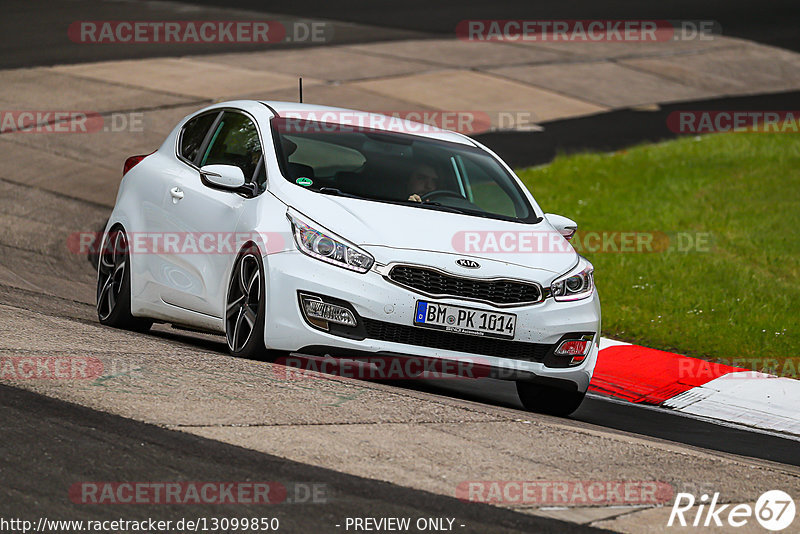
(420, 190, 464, 202)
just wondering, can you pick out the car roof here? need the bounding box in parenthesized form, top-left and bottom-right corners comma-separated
(259, 101, 476, 146)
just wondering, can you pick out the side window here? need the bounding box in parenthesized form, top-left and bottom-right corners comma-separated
(179, 112, 218, 164)
(200, 111, 263, 182)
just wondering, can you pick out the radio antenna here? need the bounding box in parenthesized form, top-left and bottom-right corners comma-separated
(299, 77, 303, 103)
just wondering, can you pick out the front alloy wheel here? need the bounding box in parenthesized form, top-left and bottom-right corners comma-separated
(226, 246, 267, 358)
(516, 381, 586, 417)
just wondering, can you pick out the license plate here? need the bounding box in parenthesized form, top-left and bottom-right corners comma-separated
(413, 301, 516, 339)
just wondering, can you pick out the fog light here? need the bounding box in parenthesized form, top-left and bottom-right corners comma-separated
(300, 294, 357, 330)
(555, 340, 589, 356)
(554, 334, 594, 366)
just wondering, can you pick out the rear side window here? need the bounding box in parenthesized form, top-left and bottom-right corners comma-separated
(179, 112, 218, 164)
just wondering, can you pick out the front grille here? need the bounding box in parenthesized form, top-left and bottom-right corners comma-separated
(362, 318, 550, 362)
(387, 265, 544, 306)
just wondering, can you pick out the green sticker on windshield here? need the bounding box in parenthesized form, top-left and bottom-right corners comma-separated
(296, 177, 313, 187)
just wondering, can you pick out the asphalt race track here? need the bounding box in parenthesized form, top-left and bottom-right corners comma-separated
(2, 0, 799, 531)
(3, 0, 799, 69)
(0, 384, 603, 533)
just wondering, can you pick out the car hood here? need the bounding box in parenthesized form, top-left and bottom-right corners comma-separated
(277, 185, 578, 275)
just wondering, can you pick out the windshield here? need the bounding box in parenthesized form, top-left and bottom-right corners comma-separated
(271, 117, 538, 222)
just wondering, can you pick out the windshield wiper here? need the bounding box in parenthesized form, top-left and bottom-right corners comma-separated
(318, 187, 365, 200)
(318, 189, 495, 218)
(403, 201, 469, 215)
(413, 201, 509, 220)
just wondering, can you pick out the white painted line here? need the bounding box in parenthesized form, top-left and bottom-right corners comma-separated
(587, 392, 800, 442)
(598, 337, 631, 350)
(663, 372, 800, 437)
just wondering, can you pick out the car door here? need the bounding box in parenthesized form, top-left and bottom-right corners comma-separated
(159, 109, 265, 324)
(137, 110, 218, 318)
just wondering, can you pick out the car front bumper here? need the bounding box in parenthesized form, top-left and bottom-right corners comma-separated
(263, 250, 601, 393)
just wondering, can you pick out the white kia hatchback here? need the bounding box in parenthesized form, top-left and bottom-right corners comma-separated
(97, 100, 600, 416)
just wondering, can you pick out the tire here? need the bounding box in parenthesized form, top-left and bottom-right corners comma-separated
(225, 245, 267, 359)
(516, 381, 586, 417)
(96, 227, 152, 331)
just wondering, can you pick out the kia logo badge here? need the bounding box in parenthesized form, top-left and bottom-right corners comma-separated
(456, 259, 480, 269)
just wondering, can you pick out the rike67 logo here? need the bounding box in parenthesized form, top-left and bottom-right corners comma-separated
(668, 490, 796, 531)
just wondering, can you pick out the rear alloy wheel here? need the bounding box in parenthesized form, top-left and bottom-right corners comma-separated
(96, 228, 152, 331)
(516, 381, 586, 417)
(225, 246, 267, 358)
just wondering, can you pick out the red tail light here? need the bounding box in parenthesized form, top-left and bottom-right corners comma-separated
(123, 151, 154, 176)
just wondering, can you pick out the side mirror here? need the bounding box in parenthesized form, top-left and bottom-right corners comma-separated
(200, 164, 246, 190)
(545, 213, 578, 241)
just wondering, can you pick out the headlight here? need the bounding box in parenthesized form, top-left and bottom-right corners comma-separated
(551, 256, 594, 301)
(286, 208, 374, 273)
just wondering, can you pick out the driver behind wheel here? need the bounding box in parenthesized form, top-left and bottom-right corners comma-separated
(407, 163, 440, 202)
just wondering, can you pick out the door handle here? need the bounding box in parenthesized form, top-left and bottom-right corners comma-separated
(169, 187, 184, 203)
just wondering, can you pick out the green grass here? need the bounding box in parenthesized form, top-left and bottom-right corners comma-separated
(516, 130, 800, 376)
